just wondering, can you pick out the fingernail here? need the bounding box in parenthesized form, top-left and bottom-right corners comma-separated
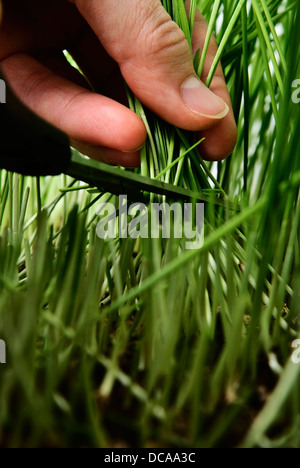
(181, 76, 229, 119)
(122, 144, 144, 154)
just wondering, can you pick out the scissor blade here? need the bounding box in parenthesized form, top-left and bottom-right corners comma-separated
(67, 151, 230, 207)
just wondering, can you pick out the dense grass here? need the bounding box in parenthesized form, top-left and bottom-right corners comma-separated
(0, 0, 300, 448)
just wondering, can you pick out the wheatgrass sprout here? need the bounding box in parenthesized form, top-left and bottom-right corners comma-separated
(0, 0, 300, 448)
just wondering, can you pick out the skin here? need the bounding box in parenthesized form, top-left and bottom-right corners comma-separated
(0, 0, 237, 167)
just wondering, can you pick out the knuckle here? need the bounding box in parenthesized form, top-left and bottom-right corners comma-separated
(127, 3, 191, 66)
(146, 13, 188, 59)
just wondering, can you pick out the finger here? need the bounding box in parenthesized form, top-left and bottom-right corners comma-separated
(37, 52, 140, 166)
(191, 9, 237, 160)
(72, 0, 229, 133)
(0, 53, 147, 163)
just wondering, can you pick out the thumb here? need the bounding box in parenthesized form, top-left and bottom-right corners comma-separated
(73, 0, 229, 131)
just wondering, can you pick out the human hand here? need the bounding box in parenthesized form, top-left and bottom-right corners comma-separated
(0, 0, 237, 167)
